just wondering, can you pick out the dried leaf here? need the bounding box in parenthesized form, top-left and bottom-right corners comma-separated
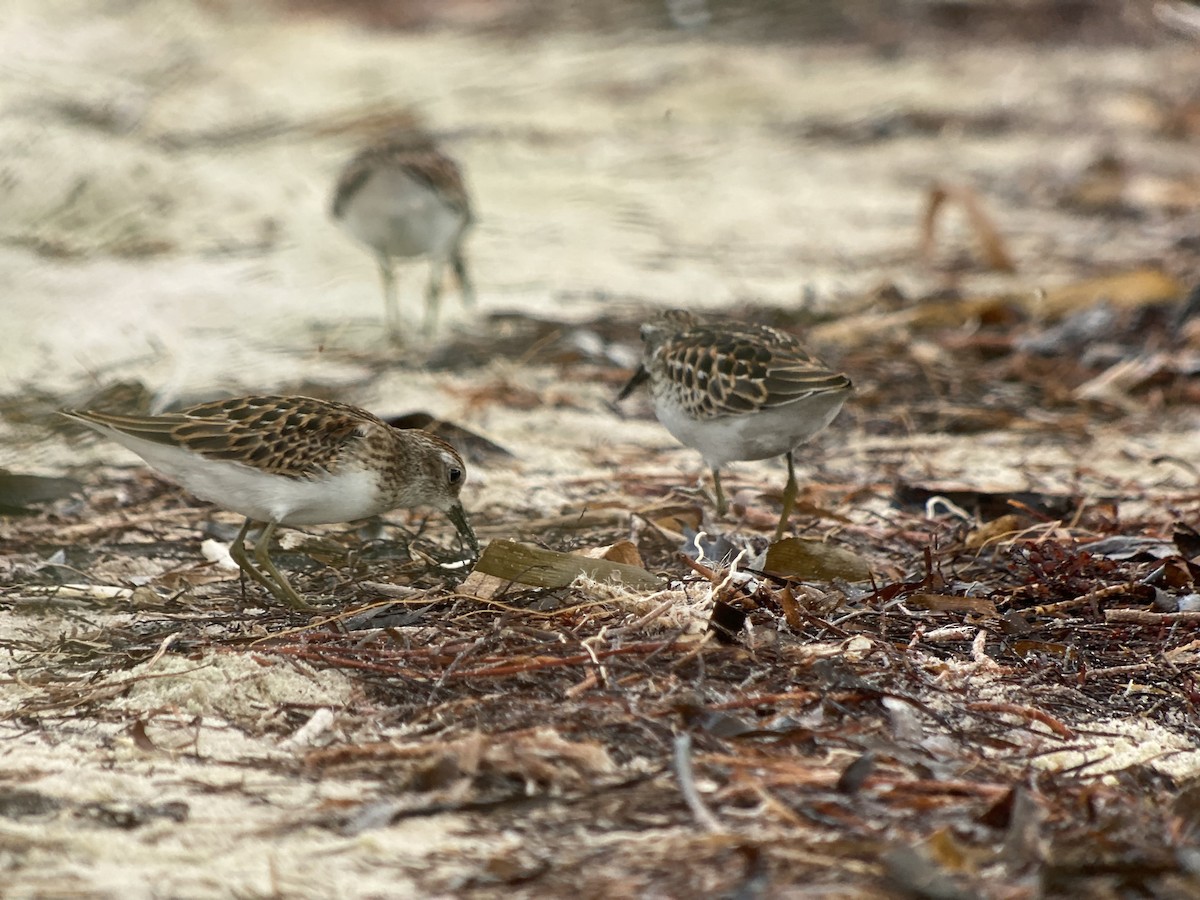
(762, 537, 871, 582)
(457, 568, 513, 601)
(574, 540, 644, 569)
(1038, 268, 1181, 318)
(777, 586, 803, 630)
(809, 268, 1182, 349)
(964, 514, 1024, 550)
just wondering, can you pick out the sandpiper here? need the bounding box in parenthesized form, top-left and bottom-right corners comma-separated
(331, 130, 475, 337)
(63, 395, 478, 609)
(618, 310, 852, 541)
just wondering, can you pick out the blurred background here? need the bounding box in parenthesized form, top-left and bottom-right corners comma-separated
(2, 0, 1199, 459)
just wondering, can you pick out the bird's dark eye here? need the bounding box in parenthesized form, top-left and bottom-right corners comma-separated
(447, 466, 463, 485)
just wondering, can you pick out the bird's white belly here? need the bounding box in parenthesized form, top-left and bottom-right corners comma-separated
(105, 433, 382, 526)
(340, 169, 466, 260)
(654, 392, 850, 468)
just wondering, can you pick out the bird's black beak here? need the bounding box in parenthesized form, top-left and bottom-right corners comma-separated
(616, 365, 650, 402)
(445, 501, 479, 557)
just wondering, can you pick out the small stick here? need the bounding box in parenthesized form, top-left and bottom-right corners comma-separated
(967, 702, 1075, 740)
(1029, 583, 1139, 617)
(1106, 609, 1200, 626)
(674, 732, 721, 833)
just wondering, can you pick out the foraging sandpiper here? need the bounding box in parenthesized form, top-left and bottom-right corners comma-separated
(64, 395, 478, 609)
(618, 310, 852, 540)
(331, 131, 474, 337)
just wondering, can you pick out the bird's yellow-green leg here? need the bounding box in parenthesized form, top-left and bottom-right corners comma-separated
(711, 467, 728, 517)
(229, 518, 275, 594)
(452, 248, 474, 308)
(376, 254, 401, 340)
(424, 258, 445, 335)
(251, 521, 322, 612)
(774, 451, 798, 543)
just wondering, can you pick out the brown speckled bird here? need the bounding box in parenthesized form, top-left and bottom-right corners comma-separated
(331, 131, 474, 337)
(63, 395, 477, 609)
(618, 310, 852, 540)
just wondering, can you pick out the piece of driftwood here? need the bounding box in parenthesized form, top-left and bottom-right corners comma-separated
(1105, 609, 1200, 626)
(762, 537, 872, 582)
(907, 593, 998, 616)
(471, 539, 663, 591)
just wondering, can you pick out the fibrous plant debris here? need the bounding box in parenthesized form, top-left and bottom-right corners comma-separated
(7, 2, 1200, 894)
(5, 353, 1200, 896)
(6, 252, 1200, 897)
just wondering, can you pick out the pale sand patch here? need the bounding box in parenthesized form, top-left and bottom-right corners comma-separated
(2, 650, 489, 897)
(1036, 716, 1200, 783)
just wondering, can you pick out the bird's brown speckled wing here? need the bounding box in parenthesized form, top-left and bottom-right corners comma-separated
(331, 137, 472, 220)
(68, 396, 378, 478)
(659, 325, 852, 420)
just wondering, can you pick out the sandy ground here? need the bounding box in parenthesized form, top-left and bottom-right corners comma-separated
(4, 1, 1200, 896)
